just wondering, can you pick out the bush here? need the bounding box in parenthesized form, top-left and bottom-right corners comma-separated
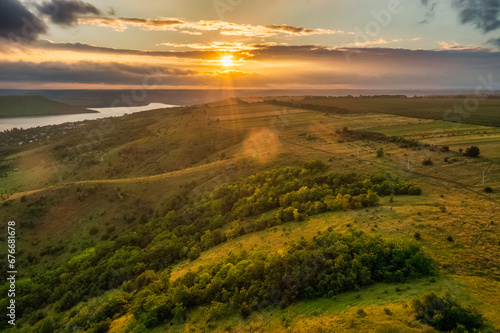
(376, 148, 384, 158)
(421, 158, 433, 166)
(413, 293, 484, 332)
(484, 187, 493, 193)
(408, 186, 422, 196)
(464, 146, 480, 157)
(413, 232, 421, 240)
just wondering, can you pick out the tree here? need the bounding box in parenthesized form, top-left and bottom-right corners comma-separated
(464, 146, 480, 157)
(171, 302, 186, 323)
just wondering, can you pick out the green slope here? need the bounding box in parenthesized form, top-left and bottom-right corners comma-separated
(0, 95, 97, 117)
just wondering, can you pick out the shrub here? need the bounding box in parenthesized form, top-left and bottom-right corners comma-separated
(408, 186, 422, 196)
(413, 293, 484, 332)
(464, 146, 480, 157)
(376, 148, 384, 158)
(421, 158, 433, 166)
(447, 236, 454, 242)
(413, 232, 421, 240)
(484, 187, 493, 193)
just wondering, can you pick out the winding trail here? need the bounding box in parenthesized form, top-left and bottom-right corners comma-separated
(5, 159, 237, 201)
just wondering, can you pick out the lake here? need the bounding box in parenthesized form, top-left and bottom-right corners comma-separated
(0, 103, 179, 132)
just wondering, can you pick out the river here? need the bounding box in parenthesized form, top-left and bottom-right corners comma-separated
(0, 103, 179, 132)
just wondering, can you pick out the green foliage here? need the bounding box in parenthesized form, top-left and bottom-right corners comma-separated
(38, 317, 56, 333)
(6, 164, 424, 329)
(172, 302, 187, 324)
(408, 186, 423, 196)
(131, 230, 434, 328)
(413, 293, 484, 332)
(377, 148, 385, 158)
(464, 146, 480, 157)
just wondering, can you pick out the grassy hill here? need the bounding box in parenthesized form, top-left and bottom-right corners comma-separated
(0, 98, 499, 332)
(0, 95, 97, 117)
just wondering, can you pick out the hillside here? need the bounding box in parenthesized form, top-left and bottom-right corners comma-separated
(0, 95, 97, 118)
(0, 98, 499, 332)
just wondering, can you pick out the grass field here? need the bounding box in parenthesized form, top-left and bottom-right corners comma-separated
(0, 97, 499, 332)
(263, 96, 500, 127)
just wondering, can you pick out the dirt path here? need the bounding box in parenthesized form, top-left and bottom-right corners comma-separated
(6, 159, 236, 201)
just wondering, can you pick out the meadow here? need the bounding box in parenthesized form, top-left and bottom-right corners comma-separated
(0, 96, 499, 332)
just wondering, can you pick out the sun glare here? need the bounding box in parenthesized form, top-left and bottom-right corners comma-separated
(221, 55, 233, 67)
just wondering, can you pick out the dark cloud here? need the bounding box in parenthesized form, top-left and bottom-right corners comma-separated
(419, 0, 437, 24)
(36, 0, 101, 26)
(451, 0, 500, 33)
(0, 60, 197, 85)
(488, 36, 500, 46)
(0, 0, 47, 41)
(35, 40, 220, 59)
(264, 24, 314, 34)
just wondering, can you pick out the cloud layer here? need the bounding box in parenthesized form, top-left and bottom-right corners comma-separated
(36, 0, 101, 27)
(3, 45, 499, 89)
(78, 17, 344, 37)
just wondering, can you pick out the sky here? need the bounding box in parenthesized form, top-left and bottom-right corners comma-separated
(0, 0, 499, 90)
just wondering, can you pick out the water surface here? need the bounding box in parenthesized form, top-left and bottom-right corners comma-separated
(0, 103, 179, 132)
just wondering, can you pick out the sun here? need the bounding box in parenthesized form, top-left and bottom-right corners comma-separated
(220, 55, 234, 67)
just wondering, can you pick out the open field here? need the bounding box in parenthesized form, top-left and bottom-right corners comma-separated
(263, 96, 500, 127)
(0, 98, 499, 332)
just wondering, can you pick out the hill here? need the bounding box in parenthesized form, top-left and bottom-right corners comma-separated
(0, 95, 97, 118)
(0, 98, 499, 332)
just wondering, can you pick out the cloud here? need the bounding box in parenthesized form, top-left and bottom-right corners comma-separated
(488, 37, 500, 46)
(180, 30, 202, 35)
(159, 42, 260, 51)
(0, 60, 198, 85)
(10, 42, 500, 89)
(36, 0, 101, 27)
(78, 16, 344, 37)
(438, 41, 488, 51)
(0, 0, 47, 41)
(35, 39, 221, 59)
(419, 0, 437, 24)
(78, 17, 184, 31)
(451, 0, 500, 33)
(347, 38, 389, 47)
(263, 24, 343, 36)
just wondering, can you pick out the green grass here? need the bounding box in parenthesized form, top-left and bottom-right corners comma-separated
(1, 97, 499, 332)
(268, 96, 500, 127)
